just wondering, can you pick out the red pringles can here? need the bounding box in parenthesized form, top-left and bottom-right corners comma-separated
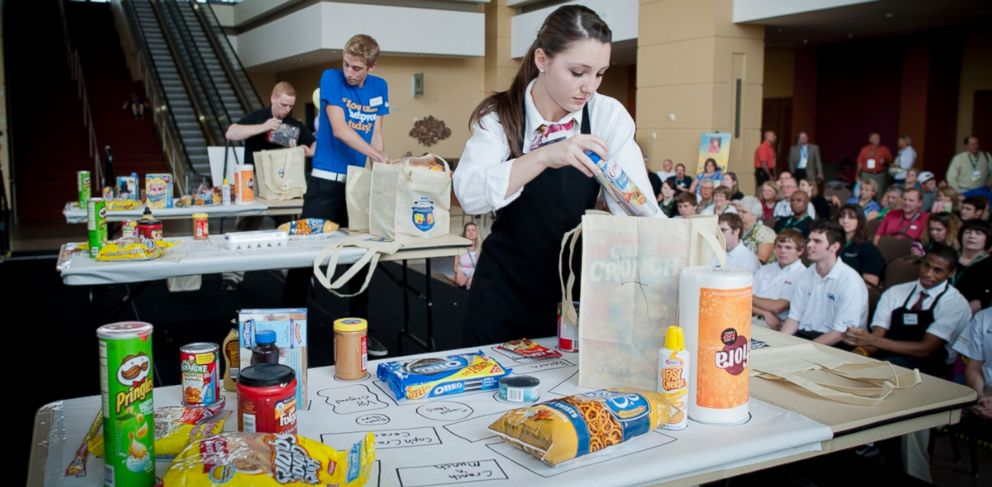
(237, 363, 297, 434)
(557, 301, 580, 352)
(192, 213, 209, 240)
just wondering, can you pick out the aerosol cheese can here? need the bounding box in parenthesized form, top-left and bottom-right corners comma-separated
(658, 325, 689, 430)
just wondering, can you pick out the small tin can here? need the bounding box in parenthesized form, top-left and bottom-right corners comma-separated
(87, 197, 107, 258)
(137, 218, 163, 240)
(97, 321, 155, 487)
(238, 363, 297, 434)
(77, 170, 91, 207)
(180, 342, 221, 407)
(121, 219, 139, 239)
(557, 301, 580, 352)
(498, 376, 540, 403)
(192, 213, 209, 240)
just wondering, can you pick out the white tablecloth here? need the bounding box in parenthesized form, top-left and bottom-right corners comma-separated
(63, 201, 278, 223)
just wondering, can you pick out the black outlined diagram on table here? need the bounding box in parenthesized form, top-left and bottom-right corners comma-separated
(396, 459, 508, 487)
(416, 401, 474, 421)
(322, 426, 442, 450)
(357, 413, 392, 426)
(316, 384, 389, 414)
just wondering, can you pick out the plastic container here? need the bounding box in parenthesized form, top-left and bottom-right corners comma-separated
(250, 329, 279, 365)
(334, 318, 367, 380)
(237, 363, 297, 433)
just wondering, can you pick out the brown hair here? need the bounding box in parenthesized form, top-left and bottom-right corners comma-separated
(835, 204, 868, 245)
(345, 34, 381, 66)
(468, 5, 611, 158)
(676, 192, 698, 207)
(718, 213, 743, 237)
(775, 229, 806, 250)
(271, 81, 296, 98)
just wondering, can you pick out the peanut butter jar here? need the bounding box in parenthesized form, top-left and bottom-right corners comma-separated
(334, 318, 368, 380)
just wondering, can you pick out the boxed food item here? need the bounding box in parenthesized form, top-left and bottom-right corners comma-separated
(115, 175, 139, 200)
(376, 351, 510, 401)
(238, 309, 308, 406)
(145, 173, 173, 209)
(267, 122, 301, 147)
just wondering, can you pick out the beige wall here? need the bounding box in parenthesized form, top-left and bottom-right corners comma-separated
(956, 31, 992, 147)
(636, 0, 765, 193)
(272, 55, 485, 160)
(598, 64, 630, 110)
(763, 47, 795, 99)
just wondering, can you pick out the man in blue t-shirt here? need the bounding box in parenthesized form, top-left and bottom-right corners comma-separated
(287, 34, 391, 357)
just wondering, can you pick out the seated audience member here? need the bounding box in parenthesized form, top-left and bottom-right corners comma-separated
(706, 186, 737, 215)
(913, 212, 962, 257)
(646, 156, 663, 202)
(752, 230, 807, 328)
(932, 186, 961, 214)
(775, 190, 814, 237)
(955, 219, 992, 312)
(874, 188, 929, 244)
(961, 196, 988, 222)
(446, 222, 480, 289)
(773, 178, 817, 220)
(918, 171, 938, 212)
(721, 171, 745, 200)
(759, 181, 780, 222)
(658, 179, 677, 217)
(781, 222, 869, 346)
(777, 170, 794, 188)
(696, 179, 716, 214)
(800, 178, 830, 221)
(903, 168, 921, 190)
(952, 307, 992, 420)
(844, 245, 971, 375)
(675, 192, 698, 218)
(836, 204, 885, 288)
(844, 177, 882, 220)
(691, 158, 723, 196)
(963, 175, 992, 202)
(668, 163, 693, 195)
(656, 158, 676, 183)
(718, 213, 760, 273)
(736, 196, 776, 263)
(878, 185, 904, 219)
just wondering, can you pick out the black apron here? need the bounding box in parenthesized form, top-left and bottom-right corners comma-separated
(877, 284, 949, 375)
(462, 105, 599, 346)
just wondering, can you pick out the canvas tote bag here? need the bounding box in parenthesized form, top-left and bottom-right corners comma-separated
(253, 147, 307, 200)
(369, 154, 451, 240)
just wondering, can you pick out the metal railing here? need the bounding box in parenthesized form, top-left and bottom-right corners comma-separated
(58, 0, 103, 190)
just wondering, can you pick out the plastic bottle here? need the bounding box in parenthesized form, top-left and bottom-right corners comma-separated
(658, 325, 690, 430)
(222, 178, 231, 206)
(250, 330, 279, 365)
(222, 327, 240, 391)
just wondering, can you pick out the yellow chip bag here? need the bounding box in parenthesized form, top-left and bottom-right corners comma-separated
(488, 388, 668, 466)
(87, 401, 230, 459)
(163, 432, 375, 487)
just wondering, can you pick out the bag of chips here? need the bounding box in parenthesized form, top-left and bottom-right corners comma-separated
(162, 432, 375, 487)
(488, 388, 668, 466)
(277, 218, 340, 238)
(86, 401, 230, 459)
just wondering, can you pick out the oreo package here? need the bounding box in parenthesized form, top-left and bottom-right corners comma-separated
(376, 352, 510, 401)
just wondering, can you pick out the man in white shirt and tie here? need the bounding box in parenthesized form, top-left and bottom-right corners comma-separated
(752, 230, 807, 329)
(781, 221, 868, 346)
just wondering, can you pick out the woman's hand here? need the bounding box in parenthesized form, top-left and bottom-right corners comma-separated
(534, 135, 608, 177)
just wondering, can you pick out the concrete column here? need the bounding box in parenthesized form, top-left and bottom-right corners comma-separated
(484, 1, 519, 95)
(636, 0, 765, 192)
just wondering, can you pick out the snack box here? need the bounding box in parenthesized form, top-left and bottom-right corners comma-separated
(376, 351, 510, 401)
(145, 173, 173, 209)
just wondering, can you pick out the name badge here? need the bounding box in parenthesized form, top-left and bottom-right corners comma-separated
(902, 313, 919, 325)
(866, 158, 876, 170)
(972, 170, 982, 181)
(369, 96, 383, 107)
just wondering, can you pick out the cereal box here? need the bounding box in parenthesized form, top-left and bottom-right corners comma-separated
(145, 173, 173, 209)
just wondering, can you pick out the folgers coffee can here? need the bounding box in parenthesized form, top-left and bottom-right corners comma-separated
(87, 198, 107, 258)
(237, 363, 297, 434)
(557, 301, 580, 352)
(180, 342, 221, 407)
(97, 321, 155, 487)
(192, 213, 209, 240)
(137, 218, 162, 240)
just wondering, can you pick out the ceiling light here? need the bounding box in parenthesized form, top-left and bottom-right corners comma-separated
(884, 12, 896, 19)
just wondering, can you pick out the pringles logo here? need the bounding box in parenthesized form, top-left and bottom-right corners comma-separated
(714, 328, 748, 376)
(116, 352, 152, 413)
(411, 196, 436, 232)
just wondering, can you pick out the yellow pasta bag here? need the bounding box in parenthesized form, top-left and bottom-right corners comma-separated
(488, 388, 668, 466)
(163, 432, 375, 487)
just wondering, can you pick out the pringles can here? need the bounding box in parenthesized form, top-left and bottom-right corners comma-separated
(97, 321, 155, 487)
(87, 197, 107, 258)
(77, 170, 91, 207)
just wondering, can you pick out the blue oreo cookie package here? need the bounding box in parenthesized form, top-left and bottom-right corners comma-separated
(376, 351, 510, 401)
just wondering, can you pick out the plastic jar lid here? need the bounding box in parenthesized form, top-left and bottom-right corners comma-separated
(238, 363, 295, 387)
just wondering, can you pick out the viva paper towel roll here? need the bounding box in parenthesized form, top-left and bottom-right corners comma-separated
(679, 266, 752, 424)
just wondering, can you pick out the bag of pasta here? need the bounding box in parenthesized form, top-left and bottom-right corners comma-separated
(488, 388, 668, 466)
(163, 432, 375, 487)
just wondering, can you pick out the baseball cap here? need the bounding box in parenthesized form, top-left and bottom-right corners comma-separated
(918, 171, 935, 184)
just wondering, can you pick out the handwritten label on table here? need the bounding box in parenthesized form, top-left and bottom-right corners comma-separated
(416, 401, 474, 421)
(510, 358, 575, 375)
(322, 427, 441, 451)
(316, 384, 388, 414)
(356, 413, 391, 426)
(397, 459, 508, 487)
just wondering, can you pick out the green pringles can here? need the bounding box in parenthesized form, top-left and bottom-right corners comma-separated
(78, 170, 92, 207)
(98, 322, 156, 487)
(87, 197, 107, 258)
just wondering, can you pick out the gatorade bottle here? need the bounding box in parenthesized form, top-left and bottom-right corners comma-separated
(658, 325, 690, 430)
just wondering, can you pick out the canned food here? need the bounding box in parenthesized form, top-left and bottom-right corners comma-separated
(192, 213, 209, 240)
(121, 220, 139, 239)
(97, 321, 155, 487)
(557, 301, 580, 352)
(137, 218, 163, 240)
(237, 363, 297, 434)
(180, 342, 221, 407)
(77, 170, 91, 207)
(498, 375, 540, 403)
(87, 198, 107, 258)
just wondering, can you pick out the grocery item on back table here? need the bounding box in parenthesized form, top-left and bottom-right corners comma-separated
(277, 218, 340, 238)
(238, 308, 308, 407)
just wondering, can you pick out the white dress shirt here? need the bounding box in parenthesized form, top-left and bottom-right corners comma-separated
(773, 199, 817, 220)
(657, 169, 676, 182)
(453, 80, 660, 217)
(753, 260, 807, 319)
(953, 308, 992, 387)
(721, 242, 760, 274)
(870, 280, 972, 346)
(893, 145, 917, 181)
(788, 260, 868, 334)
